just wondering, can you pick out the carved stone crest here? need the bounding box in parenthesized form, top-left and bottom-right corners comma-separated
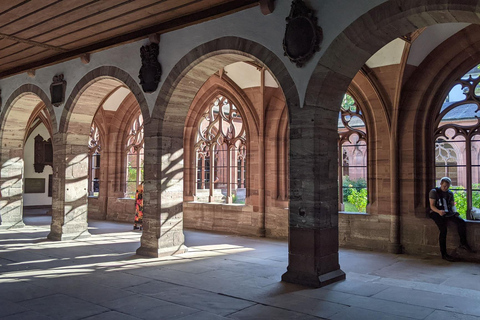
(50, 74, 66, 107)
(283, 0, 323, 67)
(139, 42, 162, 93)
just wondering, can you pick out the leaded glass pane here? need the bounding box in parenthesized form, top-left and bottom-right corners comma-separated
(339, 94, 368, 213)
(194, 95, 247, 204)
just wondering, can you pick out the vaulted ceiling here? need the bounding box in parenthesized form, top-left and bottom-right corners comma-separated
(0, 0, 259, 79)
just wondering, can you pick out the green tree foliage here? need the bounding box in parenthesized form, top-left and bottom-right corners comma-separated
(342, 176, 367, 201)
(341, 94, 356, 112)
(348, 188, 368, 212)
(452, 185, 480, 220)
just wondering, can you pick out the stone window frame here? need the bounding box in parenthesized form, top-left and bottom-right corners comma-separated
(125, 112, 144, 198)
(88, 121, 102, 197)
(194, 94, 247, 204)
(338, 93, 368, 214)
(433, 64, 480, 220)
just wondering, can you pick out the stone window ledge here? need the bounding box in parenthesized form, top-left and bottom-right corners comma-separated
(117, 197, 135, 201)
(339, 211, 368, 215)
(185, 201, 249, 211)
(465, 219, 480, 224)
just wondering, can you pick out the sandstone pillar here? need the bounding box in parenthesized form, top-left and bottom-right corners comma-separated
(136, 125, 187, 257)
(0, 149, 25, 229)
(48, 133, 90, 240)
(282, 105, 345, 287)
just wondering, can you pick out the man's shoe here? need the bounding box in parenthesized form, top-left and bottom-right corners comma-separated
(459, 244, 476, 253)
(442, 254, 456, 262)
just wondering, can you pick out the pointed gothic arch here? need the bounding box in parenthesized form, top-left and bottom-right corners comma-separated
(0, 84, 55, 229)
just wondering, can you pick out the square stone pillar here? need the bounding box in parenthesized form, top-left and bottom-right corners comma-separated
(48, 134, 90, 240)
(0, 150, 25, 229)
(282, 105, 345, 287)
(136, 129, 187, 257)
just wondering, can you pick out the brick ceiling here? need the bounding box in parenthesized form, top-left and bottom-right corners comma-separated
(0, 0, 258, 79)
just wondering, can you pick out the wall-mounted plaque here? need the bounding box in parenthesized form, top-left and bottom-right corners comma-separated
(50, 74, 66, 107)
(283, 0, 323, 67)
(34, 135, 53, 173)
(139, 42, 162, 93)
(25, 178, 45, 194)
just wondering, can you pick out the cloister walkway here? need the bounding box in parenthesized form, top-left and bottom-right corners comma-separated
(1, 210, 480, 319)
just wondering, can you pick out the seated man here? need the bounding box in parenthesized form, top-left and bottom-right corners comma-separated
(429, 177, 473, 261)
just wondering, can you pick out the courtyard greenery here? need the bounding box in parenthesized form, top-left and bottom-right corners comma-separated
(342, 176, 367, 212)
(451, 185, 480, 220)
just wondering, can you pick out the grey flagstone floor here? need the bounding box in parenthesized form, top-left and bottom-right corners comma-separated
(1, 208, 480, 319)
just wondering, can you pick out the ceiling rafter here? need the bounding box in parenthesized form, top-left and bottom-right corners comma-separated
(0, 0, 259, 79)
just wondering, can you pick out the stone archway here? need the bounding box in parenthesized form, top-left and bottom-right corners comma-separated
(297, 0, 480, 287)
(48, 66, 148, 240)
(0, 85, 56, 229)
(137, 37, 299, 258)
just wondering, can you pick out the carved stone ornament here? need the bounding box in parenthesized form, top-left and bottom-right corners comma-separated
(139, 42, 162, 93)
(50, 74, 66, 107)
(283, 0, 323, 67)
(34, 135, 53, 173)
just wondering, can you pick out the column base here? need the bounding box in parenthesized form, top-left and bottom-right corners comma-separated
(136, 245, 188, 258)
(282, 268, 346, 288)
(47, 230, 91, 241)
(0, 221, 25, 229)
(387, 242, 403, 254)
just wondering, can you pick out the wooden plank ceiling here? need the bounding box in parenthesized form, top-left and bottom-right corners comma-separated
(0, 0, 259, 79)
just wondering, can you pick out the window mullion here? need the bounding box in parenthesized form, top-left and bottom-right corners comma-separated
(467, 138, 473, 219)
(209, 145, 215, 203)
(227, 146, 232, 204)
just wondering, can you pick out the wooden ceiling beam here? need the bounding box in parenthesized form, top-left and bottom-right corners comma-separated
(0, 0, 259, 79)
(0, 33, 67, 52)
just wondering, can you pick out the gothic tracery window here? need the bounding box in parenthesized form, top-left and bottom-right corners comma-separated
(434, 64, 480, 219)
(195, 95, 247, 204)
(338, 94, 368, 213)
(125, 114, 144, 198)
(88, 122, 101, 197)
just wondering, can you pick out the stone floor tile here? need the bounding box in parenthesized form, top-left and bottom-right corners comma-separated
(88, 270, 152, 289)
(323, 279, 389, 296)
(131, 302, 200, 320)
(126, 280, 183, 295)
(0, 280, 59, 302)
(58, 282, 136, 304)
(150, 286, 256, 316)
(424, 310, 480, 320)
(344, 295, 435, 319)
(0, 298, 30, 318)
(18, 294, 108, 320)
(100, 294, 170, 312)
(262, 293, 349, 318)
(293, 287, 356, 304)
(371, 259, 465, 284)
(441, 273, 480, 291)
(227, 304, 320, 320)
(178, 311, 230, 320)
(372, 287, 480, 316)
(329, 306, 412, 320)
(82, 311, 142, 320)
(1, 310, 54, 320)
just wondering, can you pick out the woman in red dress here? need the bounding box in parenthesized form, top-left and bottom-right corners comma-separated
(133, 184, 144, 230)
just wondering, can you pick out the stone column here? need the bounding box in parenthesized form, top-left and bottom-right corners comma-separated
(48, 133, 90, 240)
(282, 105, 345, 287)
(0, 148, 25, 229)
(136, 122, 187, 257)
